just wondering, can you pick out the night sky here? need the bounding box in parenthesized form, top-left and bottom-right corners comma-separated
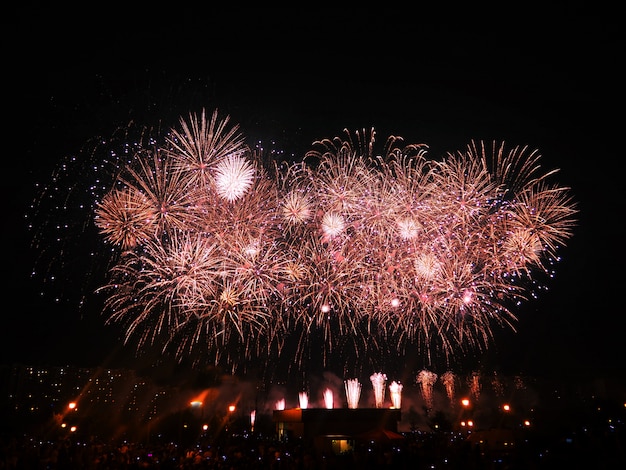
(3, 4, 623, 385)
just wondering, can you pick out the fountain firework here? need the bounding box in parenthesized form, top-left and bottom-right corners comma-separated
(323, 388, 334, 409)
(344, 378, 362, 409)
(469, 371, 482, 399)
(298, 392, 309, 409)
(389, 381, 403, 409)
(417, 369, 438, 410)
(35, 108, 577, 375)
(250, 410, 256, 431)
(370, 372, 387, 408)
(441, 371, 457, 404)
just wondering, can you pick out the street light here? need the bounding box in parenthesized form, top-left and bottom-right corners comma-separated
(459, 398, 472, 431)
(61, 401, 79, 433)
(224, 404, 236, 434)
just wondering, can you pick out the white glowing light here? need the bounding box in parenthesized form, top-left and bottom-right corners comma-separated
(299, 392, 309, 409)
(389, 381, 403, 409)
(321, 212, 345, 238)
(441, 371, 457, 403)
(214, 153, 255, 202)
(323, 388, 334, 409)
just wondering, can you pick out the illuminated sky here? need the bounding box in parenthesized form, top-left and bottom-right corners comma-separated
(3, 4, 622, 384)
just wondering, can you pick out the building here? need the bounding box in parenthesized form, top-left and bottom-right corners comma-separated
(272, 407, 403, 454)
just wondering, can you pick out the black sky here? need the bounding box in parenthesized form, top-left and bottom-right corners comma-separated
(3, 4, 623, 383)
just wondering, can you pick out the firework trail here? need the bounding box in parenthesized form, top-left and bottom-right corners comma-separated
(36, 108, 578, 375)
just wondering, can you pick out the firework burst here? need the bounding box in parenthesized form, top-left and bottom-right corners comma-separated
(165, 109, 248, 189)
(40, 107, 578, 374)
(214, 153, 256, 202)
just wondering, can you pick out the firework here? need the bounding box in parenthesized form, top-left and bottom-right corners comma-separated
(468, 371, 482, 399)
(63, 107, 577, 373)
(213, 153, 256, 202)
(491, 372, 504, 397)
(440, 371, 457, 404)
(389, 381, 403, 409)
(298, 392, 309, 409)
(323, 388, 334, 409)
(370, 372, 387, 408)
(94, 187, 156, 250)
(344, 378, 362, 409)
(165, 109, 248, 189)
(417, 369, 438, 410)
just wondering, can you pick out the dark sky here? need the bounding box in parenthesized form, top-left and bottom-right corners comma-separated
(3, 4, 623, 384)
